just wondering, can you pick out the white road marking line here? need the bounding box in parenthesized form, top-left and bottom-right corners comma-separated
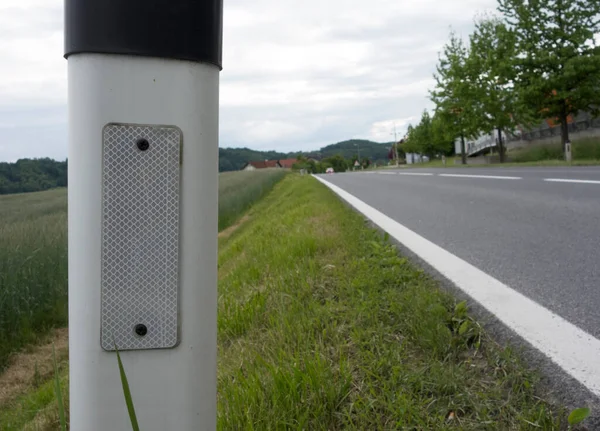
(397, 172, 434, 176)
(314, 174, 600, 397)
(545, 178, 600, 185)
(439, 174, 522, 180)
(375, 172, 434, 176)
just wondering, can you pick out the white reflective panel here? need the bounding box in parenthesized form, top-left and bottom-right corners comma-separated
(101, 123, 181, 351)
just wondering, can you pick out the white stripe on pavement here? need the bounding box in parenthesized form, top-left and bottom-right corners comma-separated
(314, 174, 600, 397)
(376, 172, 434, 176)
(544, 178, 600, 185)
(439, 173, 522, 180)
(397, 172, 434, 176)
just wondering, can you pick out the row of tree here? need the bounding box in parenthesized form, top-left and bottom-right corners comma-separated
(402, 0, 600, 163)
(0, 158, 68, 195)
(292, 154, 372, 173)
(219, 139, 392, 172)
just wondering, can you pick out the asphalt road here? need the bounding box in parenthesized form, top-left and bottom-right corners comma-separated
(322, 166, 600, 339)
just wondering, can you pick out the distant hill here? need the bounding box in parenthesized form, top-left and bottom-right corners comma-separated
(307, 139, 394, 162)
(0, 140, 393, 195)
(219, 139, 393, 172)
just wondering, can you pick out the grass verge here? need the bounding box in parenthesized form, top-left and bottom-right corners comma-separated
(217, 175, 561, 429)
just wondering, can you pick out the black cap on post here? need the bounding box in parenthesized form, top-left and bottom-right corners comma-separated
(64, 0, 223, 69)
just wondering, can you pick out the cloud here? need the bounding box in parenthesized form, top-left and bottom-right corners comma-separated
(0, 0, 499, 162)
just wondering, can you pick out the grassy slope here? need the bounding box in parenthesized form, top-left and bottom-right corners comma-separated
(218, 176, 560, 429)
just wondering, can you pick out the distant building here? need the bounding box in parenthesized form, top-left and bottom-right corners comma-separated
(241, 158, 298, 170)
(278, 158, 298, 169)
(242, 160, 282, 170)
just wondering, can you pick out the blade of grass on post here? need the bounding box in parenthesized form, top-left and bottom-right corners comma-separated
(52, 343, 67, 431)
(115, 343, 140, 431)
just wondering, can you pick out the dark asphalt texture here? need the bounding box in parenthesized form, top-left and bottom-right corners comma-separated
(319, 166, 600, 416)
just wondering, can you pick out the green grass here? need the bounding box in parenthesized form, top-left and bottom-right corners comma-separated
(0, 364, 69, 430)
(511, 138, 600, 163)
(0, 170, 287, 372)
(218, 169, 288, 231)
(0, 189, 68, 371)
(398, 138, 600, 169)
(217, 175, 562, 429)
(0, 174, 567, 428)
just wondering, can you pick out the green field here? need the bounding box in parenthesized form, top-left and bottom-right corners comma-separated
(218, 169, 287, 231)
(0, 169, 287, 372)
(0, 189, 68, 371)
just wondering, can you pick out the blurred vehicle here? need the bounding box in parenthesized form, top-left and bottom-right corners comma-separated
(326, 167, 335, 174)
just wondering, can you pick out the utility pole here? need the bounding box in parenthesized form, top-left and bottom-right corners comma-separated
(391, 123, 400, 166)
(65, 0, 222, 429)
(354, 142, 361, 169)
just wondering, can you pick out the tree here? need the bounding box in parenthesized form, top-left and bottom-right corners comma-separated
(402, 124, 420, 163)
(430, 32, 479, 164)
(498, 0, 600, 154)
(468, 16, 521, 162)
(0, 158, 68, 195)
(412, 111, 435, 159)
(322, 154, 348, 173)
(431, 112, 456, 156)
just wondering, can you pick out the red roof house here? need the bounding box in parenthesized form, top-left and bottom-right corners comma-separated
(278, 158, 298, 169)
(242, 160, 282, 170)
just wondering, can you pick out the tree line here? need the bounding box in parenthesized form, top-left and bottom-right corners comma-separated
(1, 139, 394, 195)
(0, 158, 67, 195)
(293, 154, 376, 174)
(402, 0, 600, 163)
(219, 139, 392, 172)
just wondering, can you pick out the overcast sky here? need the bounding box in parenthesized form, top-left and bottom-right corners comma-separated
(0, 0, 498, 162)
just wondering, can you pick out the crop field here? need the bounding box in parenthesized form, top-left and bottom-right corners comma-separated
(218, 168, 287, 231)
(0, 169, 287, 371)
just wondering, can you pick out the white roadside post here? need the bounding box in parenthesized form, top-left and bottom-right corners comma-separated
(565, 140, 573, 163)
(65, 1, 222, 429)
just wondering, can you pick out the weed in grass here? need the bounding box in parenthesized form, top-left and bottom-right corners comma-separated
(568, 407, 591, 429)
